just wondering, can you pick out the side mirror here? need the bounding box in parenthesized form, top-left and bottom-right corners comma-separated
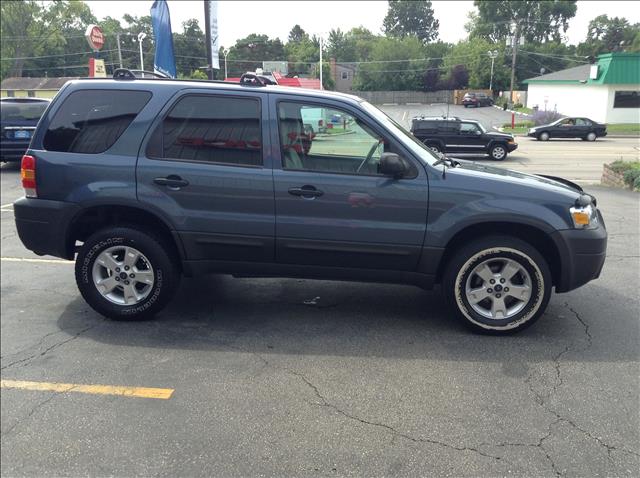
(379, 152, 409, 179)
(475, 130, 482, 135)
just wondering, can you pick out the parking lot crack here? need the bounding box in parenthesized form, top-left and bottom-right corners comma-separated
(0, 323, 102, 371)
(2, 392, 59, 437)
(289, 369, 502, 462)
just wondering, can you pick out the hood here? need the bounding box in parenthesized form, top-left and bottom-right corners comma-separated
(452, 159, 583, 195)
(486, 130, 514, 140)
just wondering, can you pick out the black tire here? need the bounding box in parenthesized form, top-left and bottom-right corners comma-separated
(586, 132, 597, 142)
(489, 143, 508, 161)
(427, 143, 442, 154)
(443, 235, 552, 334)
(75, 227, 180, 320)
(538, 131, 550, 141)
(464, 104, 469, 108)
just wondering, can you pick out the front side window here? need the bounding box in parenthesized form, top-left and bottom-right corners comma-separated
(148, 95, 262, 167)
(613, 91, 639, 108)
(460, 122, 480, 134)
(43, 89, 151, 153)
(278, 101, 411, 176)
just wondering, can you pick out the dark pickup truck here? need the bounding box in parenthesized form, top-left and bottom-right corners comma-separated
(13, 71, 607, 334)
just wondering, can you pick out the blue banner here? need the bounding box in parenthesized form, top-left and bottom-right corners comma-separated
(150, 0, 176, 78)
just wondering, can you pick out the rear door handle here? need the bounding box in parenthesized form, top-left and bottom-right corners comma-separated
(153, 175, 189, 189)
(288, 185, 324, 198)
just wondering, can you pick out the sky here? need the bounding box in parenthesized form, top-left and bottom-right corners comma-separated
(85, 0, 640, 47)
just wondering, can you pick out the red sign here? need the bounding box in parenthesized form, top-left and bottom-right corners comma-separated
(85, 25, 104, 51)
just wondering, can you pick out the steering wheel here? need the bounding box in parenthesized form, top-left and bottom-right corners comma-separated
(356, 141, 381, 174)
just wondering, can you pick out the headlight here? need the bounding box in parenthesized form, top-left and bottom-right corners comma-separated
(570, 204, 598, 229)
(529, 128, 536, 133)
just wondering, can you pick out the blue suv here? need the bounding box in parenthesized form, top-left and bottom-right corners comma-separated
(13, 72, 607, 333)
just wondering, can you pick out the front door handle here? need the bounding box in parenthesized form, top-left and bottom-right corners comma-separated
(153, 175, 189, 189)
(288, 185, 324, 198)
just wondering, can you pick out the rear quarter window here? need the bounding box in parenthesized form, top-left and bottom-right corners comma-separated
(43, 89, 152, 153)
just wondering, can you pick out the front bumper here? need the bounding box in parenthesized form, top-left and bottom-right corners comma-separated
(507, 142, 518, 152)
(14, 197, 80, 259)
(550, 215, 607, 293)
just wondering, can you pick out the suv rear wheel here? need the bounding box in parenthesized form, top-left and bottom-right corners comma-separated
(489, 144, 507, 160)
(75, 227, 180, 320)
(443, 235, 551, 334)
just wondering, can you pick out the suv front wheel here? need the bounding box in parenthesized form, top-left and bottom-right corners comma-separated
(75, 227, 180, 320)
(489, 144, 507, 161)
(443, 235, 552, 334)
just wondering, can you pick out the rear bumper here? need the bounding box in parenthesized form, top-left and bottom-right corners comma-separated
(14, 197, 80, 259)
(0, 141, 30, 161)
(551, 220, 607, 293)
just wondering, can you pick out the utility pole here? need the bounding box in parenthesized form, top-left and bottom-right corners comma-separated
(204, 0, 213, 80)
(116, 33, 123, 69)
(319, 36, 323, 90)
(509, 21, 519, 106)
(488, 50, 498, 92)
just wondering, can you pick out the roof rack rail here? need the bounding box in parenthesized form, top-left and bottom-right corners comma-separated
(239, 73, 276, 87)
(113, 68, 170, 80)
(113, 68, 137, 80)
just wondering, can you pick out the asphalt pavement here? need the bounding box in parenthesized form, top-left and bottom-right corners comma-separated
(1, 154, 639, 476)
(380, 104, 640, 183)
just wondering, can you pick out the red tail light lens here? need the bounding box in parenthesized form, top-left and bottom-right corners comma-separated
(21, 155, 37, 197)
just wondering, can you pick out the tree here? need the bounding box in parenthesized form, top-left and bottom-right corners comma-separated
(577, 15, 640, 57)
(353, 36, 428, 91)
(288, 24, 307, 43)
(466, 0, 577, 43)
(173, 19, 207, 76)
(447, 64, 470, 89)
(383, 0, 439, 43)
(227, 34, 285, 77)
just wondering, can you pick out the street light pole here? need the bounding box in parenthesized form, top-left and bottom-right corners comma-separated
(137, 32, 147, 72)
(224, 49, 228, 80)
(488, 50, 498, 91)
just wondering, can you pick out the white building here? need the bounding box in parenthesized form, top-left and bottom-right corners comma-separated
(524, 53, 639, 124)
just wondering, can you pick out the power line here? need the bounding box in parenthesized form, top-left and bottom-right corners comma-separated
(1, 49, 119, 61)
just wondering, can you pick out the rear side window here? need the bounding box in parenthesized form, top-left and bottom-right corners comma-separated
(147, 94, 262, 167)
(43, 89, 151, 154)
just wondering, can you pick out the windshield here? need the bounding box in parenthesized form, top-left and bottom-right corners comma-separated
(1, 101, 48, 122)
(360, 101, 439, 165)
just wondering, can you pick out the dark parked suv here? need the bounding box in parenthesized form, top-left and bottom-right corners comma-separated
(1, 97, 50, 162)
(14, 72, 607, 333)
(411, 116, 518, 160)
(462, 92, 493, 107)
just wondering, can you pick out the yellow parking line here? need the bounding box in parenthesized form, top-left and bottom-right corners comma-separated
(1, 257, 74, 264)
(1, 379, 174, 400)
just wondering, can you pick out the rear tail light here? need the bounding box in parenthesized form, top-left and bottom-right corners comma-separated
(21, 154, 37, 198)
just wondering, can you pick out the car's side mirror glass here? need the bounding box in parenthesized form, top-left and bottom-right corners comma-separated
(475, 130, 482, 135)
(378, 152, 408, 179)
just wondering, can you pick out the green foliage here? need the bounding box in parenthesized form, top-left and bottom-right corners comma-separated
(609, 161, 640, 190)
(467, 0, 577, 43)
(442, 38, 509, 90)
(353, 36, 428, 91)
(577, 15, 640, 58)
(502, 120, 534, 128)
(383, 0, 439, 43)
(227, 34, 285, 77)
